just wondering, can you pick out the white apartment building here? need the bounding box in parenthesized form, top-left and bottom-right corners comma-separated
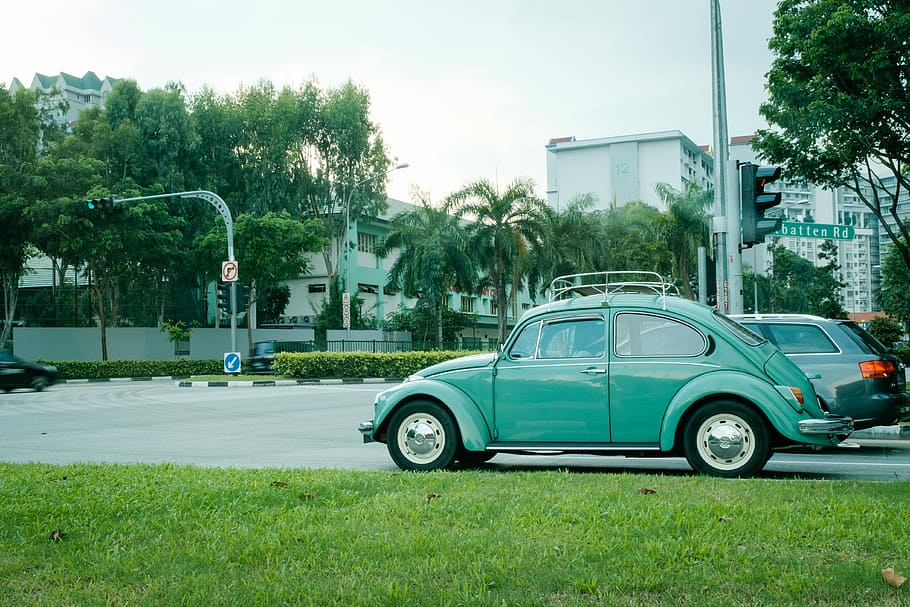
(9, 71, 118, 128)
(546, 129, 881, 315)
(545, 130, 715, 212)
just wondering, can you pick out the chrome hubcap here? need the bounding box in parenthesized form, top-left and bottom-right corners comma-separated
(697, 413, 754, 470)
(397, 413, 445, 463)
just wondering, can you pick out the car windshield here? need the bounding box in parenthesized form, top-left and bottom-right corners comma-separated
(714, 312, 765, 346)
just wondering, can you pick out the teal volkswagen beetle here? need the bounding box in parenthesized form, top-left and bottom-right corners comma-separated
(359, 272, 853, 477)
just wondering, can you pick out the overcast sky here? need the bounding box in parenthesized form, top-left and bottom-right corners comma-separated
(3, 0, 780, 203)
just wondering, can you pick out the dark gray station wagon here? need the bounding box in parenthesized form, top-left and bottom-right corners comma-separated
(733, 314, 909, 429)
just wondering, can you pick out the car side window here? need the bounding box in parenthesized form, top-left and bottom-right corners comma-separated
(763, 324, 838, 354)
(508, 321, 541, 359)
(538, 317, 605, 359)
(614, 312, 706, 357)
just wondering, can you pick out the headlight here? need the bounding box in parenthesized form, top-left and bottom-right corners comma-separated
(405, 373, 424, 383)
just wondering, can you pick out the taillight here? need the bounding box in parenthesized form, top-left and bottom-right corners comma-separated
(859, 360, 895, 379)
(789, 387, 805, 405)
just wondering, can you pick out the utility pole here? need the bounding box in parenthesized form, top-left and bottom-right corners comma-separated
(710, 0, 743, 314)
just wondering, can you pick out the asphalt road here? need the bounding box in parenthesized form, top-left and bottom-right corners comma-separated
(1, 381, 909, 480)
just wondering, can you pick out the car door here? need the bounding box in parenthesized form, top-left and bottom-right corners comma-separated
(608, 312, 711, 444)
(493, 315, 610, 443)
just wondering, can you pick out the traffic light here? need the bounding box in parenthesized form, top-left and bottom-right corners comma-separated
(217, 282, 232, 313)
(87, 197, 116, 210)
(740, 163, 783, 247)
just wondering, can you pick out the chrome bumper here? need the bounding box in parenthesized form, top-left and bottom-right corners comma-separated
(798, 416, 853, 436)
(359, 420, 375, 443)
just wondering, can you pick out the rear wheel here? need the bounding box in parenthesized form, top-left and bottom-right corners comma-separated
(683, 401, 770, 478)
(387, 401, 458, 471)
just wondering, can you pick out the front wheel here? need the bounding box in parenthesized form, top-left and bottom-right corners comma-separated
(387, 401, 458, 471)
(30, 376, 49, 392)
(683, 401, 770, 478)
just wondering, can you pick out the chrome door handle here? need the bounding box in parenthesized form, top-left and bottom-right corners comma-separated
(581, 368, 607, 375)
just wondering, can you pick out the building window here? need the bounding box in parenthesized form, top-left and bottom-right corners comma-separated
(308, 283, 326, 293)
(358, 283, 379, 294)
(461, 296, 474, 313)
(83, 95, 92, 103)
(358, 232, 376, 253)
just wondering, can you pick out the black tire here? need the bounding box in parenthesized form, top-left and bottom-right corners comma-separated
(457, 449, 496, 467)
(683, 401, 770, 478)
(30, 376, 49, 392)
(386, 401, 458, 471)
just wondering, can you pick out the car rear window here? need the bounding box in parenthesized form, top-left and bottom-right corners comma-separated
(839, 322, 891, 355)
(761, 323, 839, 354)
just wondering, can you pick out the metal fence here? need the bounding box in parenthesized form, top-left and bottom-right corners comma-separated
(273, 339, 498, 354)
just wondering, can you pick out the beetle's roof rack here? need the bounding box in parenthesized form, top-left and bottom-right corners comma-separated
(548, 271, 679, 303)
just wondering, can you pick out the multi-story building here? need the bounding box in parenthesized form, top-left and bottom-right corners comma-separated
(545, 130, 715, 212)
(548, 130, 882, 315)
(281, 198, 536, 343)
(8, 71, 118, 129)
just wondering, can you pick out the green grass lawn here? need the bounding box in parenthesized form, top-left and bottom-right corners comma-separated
(1, 463, 908, 606)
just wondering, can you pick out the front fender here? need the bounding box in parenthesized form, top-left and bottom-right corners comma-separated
(373, 379, 493, 450)
(659, 370, 818, 451)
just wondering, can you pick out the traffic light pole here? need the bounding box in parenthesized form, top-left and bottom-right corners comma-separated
(102, 190, 238, 353)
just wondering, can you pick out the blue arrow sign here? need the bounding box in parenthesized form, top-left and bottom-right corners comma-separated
(224, 352, 242, 374)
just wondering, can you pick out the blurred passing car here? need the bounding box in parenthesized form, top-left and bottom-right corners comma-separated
(248, 341, 276, 374)
(0, 350, 58, 392)
(360, 272, 853, 478)
(732, 314, 909, 429)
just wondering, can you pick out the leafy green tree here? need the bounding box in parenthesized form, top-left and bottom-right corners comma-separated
(195, 212, 327, 350)
(809, 240, 847, 318)
(376, 190, 477, 346)
(753, 0, 910, 273)
(866, 316, 904, 348)
(599, 202, 673, 277)
(654, 182, 712, 299)
(526, 193, 604, 299)
(768, 243, 813, 313)
(384, 305, 477, 346)
(880, 238, 910, 327)
(0, 87, 43, 345)
(448, 178, 548, 343)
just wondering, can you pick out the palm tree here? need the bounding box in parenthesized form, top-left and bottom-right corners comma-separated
(448, 178, 547, 344)
(527, 193, 604, 298)
(375, 189, 476, 346)
(654, 182, 713, 299)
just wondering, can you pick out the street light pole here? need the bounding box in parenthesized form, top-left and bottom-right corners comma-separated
(342, 162, 409, 339)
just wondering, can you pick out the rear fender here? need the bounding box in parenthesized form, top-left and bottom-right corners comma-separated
(659, 370, 819, 451)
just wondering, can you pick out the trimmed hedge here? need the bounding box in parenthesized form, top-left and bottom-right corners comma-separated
(274, 350, 485, 379)
(45, 359, 224, 380)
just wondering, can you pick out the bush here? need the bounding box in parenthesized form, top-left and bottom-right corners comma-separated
(45, 359, 224, 380)
(274, 350, 485, 379)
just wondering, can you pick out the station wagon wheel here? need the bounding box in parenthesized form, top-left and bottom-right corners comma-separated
(387, 401, 458, 471)
(683, 401, 770, 478)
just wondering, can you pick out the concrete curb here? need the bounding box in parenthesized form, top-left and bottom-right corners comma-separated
(61, 376, 190, 384)
(176, 377, 403, 388)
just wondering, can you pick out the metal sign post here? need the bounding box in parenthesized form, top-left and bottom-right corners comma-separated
(106, 190, 238, 353)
